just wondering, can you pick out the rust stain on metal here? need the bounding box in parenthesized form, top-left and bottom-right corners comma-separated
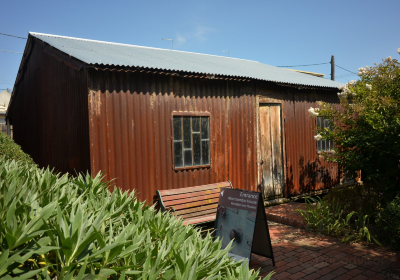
(87, 70, 257, 203)
(283, 88, 340, 197)
(9, 37, 341, 205)
(89, 90, 102, 116)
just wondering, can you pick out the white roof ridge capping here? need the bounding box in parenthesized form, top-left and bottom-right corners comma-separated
(29, 32, 343, 88)
(29, 32, 259, 63)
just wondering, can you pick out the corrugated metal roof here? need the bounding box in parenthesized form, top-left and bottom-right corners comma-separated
(30, 32, 343, 88)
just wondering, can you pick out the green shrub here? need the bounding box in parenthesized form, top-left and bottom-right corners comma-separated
(323, 184, 384, 218)
(0, 158, 273, 279)
(375, 196, 400, 250)
(0, 132, 36, 166)
(310, 53, 400, 198)
(295, 196, 380, 245)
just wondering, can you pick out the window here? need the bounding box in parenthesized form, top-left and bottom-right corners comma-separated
(173, 114, 210, 168)
(317, 117, 334, 152)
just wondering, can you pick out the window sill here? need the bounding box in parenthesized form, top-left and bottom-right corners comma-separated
(317, 151, 335, 155)
(174, 164, 211, 171)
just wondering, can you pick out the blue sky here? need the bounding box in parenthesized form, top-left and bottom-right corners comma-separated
(1, 0, 399, 90)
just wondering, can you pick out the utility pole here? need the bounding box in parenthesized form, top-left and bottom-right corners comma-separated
(331, 55, 335, 81)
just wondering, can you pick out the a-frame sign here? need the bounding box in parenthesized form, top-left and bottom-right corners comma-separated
(213, 188, 275, 266)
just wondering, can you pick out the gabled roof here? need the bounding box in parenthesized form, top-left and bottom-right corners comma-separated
(30, 32, 343, 89)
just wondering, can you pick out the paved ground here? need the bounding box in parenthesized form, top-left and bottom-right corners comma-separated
(264, 202, 307, 229)
(251, 221, 400, 279)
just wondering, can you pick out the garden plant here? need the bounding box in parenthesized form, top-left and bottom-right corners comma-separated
(0, 155, 273, 279)
(304, 49, 400, 249)
(309, 49, 400, 199)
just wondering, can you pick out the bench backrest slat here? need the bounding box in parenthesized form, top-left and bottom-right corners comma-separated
(171, 203, 218, 216)
(172, 198, 219, 211)
(158, 182, 230, 196)
(157, 180, 232, 225)
(161, 188, 221, 202)
(163, 193, 220, 207)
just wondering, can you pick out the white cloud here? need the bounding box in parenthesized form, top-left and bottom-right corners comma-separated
(193, 25, 216, 42)
(176, 33, 186, 45)
(174, 25, 216, 47)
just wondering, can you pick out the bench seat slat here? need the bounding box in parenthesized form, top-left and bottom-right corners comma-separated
(182, 214, 216, 225)
(158, 182, 230, 196)
(161, 189, 221, 202)
(163, 193, 220, 207)
(179, 208, 217, 220)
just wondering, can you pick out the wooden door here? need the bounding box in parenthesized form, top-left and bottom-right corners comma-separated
(259, 104, 284, 199)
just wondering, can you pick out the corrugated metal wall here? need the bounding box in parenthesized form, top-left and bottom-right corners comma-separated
(283, 89, 340, 196)
(87, 70, 257, 203)
(8, 39, 91, 174)
(9, 38, 340, 202)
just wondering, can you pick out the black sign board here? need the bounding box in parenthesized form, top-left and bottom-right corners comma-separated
(213, 188, 275, 266)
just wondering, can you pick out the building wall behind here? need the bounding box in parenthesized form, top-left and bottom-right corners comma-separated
(88, 70, 258, 203)
(87, 69, 341, 202)
(8, 39, 91, 174)
(255, 84, 340, 198)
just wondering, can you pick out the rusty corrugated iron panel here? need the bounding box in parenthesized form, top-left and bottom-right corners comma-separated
(9, 39, 91, 175)
(87, 69, 257, 203)
(284, 89, 340, 196)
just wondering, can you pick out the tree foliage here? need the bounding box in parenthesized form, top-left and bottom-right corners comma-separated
(0, 132, 36, 166)
(309, 51, 400, 198)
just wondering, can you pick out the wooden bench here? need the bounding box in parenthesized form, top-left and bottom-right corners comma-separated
(156, 181, 233, 225)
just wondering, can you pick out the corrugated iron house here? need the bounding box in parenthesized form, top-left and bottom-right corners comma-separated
(7, 32, 343, 203)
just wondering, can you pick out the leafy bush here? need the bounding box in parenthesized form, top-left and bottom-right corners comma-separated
(0, 158, 273, 279)
(295, 197, 380, 245)
(375, 196, 400, 250)
(0, 132, 36, 166)
(323, 184, 384, 218)
(308, 51, 400, 198)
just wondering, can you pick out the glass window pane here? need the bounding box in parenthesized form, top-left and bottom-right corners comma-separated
(324, 119, 330, 130)
(318, 139, 322, 151)
(201, 117, 209, 139)
(193, 133, 201, 166)
(317, 117, 321, 128)
(202, 140, 210, 165)
(174, 142, 183, 168)
(184, 150, 193, 167)
(321, 139, 326, 151)
(330, 140, 334, 151)
(183, 117, 192, 149)
(192, 117, 200, 132)
(173, 117, 182, 140)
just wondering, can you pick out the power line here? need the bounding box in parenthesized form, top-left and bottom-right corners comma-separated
(0, 50, 23, 54)
(335, 64, 358, 75)
(335, 73, 357, 78)
(0, 32, 27, 39)
(277, 62, 330, 67)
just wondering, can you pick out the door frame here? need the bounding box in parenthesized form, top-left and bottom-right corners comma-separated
(256, 100, 286, 199)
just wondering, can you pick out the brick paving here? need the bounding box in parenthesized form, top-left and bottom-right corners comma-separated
(264, 202, 307, 229)
(251, 221, 400, 279)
